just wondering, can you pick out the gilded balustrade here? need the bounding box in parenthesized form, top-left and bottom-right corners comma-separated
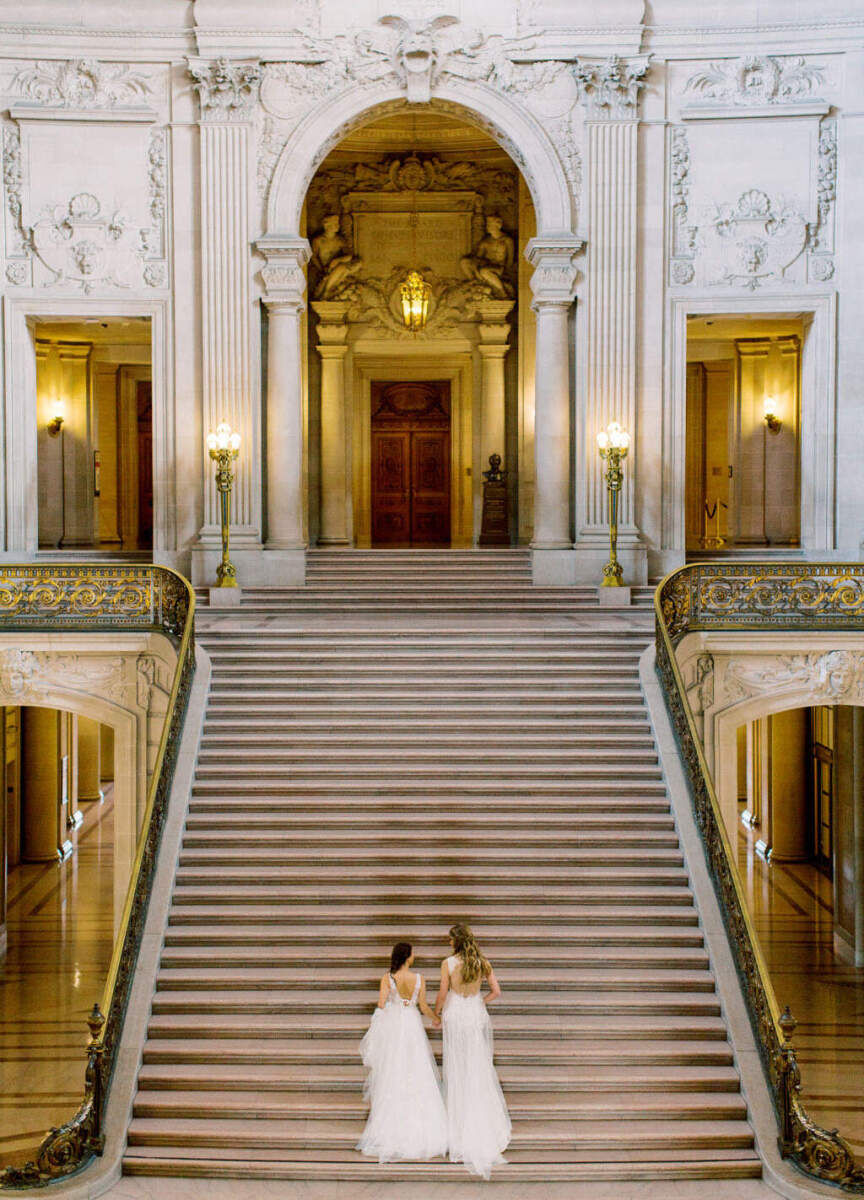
(655, 562, 864, 1192)
(0, 565, 196, 1189)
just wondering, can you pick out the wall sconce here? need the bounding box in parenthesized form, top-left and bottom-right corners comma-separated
(47, 400, 65, 437)
(763, 396, 782, 434)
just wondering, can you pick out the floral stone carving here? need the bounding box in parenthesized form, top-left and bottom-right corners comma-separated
(13, 58, 153, 109)
(684, 55, 825, 107)
(30, 192, 146, 292)
(702, 189, 808, 290)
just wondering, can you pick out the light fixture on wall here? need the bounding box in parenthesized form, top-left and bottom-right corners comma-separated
(206, 421, 241, 588)
(400, 269, 431, 332)
(47, 399, 65, 437)
(596, 420, 631, 587)
(763, 395, 782, 434)
(400, 116, 431, 333)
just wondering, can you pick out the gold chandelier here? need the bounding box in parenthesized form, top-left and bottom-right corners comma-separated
(400, 269, 431, 332)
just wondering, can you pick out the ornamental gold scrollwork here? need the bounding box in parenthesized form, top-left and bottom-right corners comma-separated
(0, 565, 195, 1189)
(655, 562, 864, 1193)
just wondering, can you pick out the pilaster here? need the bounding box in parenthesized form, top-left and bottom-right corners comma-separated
(312, 302, 351, 546)
(573, 56, 650, 585)
(525, 236, 582, 581)
(189, 57, 262, 554)
(477, 300, 514, 477)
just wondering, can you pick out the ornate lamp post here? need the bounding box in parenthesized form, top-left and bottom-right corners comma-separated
(596, 420, 631, 587)
(206, 422, 241, 588)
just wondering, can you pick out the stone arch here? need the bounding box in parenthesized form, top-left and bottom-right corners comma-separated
(690, 646, 864, 838)
(266, 80, 575, 238)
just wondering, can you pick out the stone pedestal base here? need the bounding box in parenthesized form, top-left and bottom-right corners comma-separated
(191, 547, 306, 587)
(209, 587, 242, 608)
(532, 544, 648, 586)
(598, 586, 632, 608)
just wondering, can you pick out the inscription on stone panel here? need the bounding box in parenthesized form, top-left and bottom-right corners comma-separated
(353, 210, 473, 278)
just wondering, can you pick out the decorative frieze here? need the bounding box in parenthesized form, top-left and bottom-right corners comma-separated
(12, 58, 154, 109)
(684, 55, 826, 109)
(715, 651, 864, 708)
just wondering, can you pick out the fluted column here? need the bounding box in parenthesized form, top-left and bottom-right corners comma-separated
(257, 237, 311, 574)
(189, 58, 263, 552)
(573, 56, 650, 581)
(525, 238, 582, 572)
(312, 302, 351, 546)
(477, 301, 514, 474)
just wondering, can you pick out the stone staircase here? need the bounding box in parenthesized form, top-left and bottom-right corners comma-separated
(124, 551, 761, 1184)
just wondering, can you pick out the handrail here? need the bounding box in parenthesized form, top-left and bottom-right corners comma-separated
(655, 561, 864, 1192)
(0, 565, 196, 1188)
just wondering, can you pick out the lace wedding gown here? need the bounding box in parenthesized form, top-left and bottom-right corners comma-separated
(357, 973, 448, 1163)
(441, 955, 512, 1178)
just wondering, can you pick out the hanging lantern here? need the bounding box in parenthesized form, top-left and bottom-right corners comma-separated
(400, 269, 431, 333)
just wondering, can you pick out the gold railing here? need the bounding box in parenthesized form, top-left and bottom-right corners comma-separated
(655, 562, 864, 1192)
(0, 566, 196, 1188)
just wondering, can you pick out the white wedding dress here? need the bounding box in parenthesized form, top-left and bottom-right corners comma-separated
(357, 972, 448, 1163)
(441, 954, 512, 1178)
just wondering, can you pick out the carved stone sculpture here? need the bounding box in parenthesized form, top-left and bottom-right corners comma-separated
(460, 215, 515, 300)
(310, 214, 363, 301)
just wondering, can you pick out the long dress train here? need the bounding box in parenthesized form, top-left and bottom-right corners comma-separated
(441, 957, 511, 1178)
(357, 973, 448, 1163)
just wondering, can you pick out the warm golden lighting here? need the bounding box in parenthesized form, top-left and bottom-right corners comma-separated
(47, 398, 66, 437)
(596, 420, 631, 455)
(400, 270, 431, 333)
(763, 395, 781, 433)
(207, 421, 241, 455)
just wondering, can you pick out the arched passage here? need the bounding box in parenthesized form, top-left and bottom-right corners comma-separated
(259, 85, 581, 570)
(265, 84, 574, 240)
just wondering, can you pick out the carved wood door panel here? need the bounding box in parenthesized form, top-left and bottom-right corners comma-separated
(371, 381, 451, 547)
(371, 430, 411, 545)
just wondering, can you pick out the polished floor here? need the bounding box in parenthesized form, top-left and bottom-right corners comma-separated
(737, 818, 864, 1155)
(0, 792, 116, 1166)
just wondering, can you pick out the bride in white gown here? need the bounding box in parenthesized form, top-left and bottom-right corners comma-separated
(435, 923, 512, 1178)
(357, 941, 448, 1163)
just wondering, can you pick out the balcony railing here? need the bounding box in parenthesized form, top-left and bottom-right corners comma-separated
(655, 562, 864, 1192)
(0, 565, 196, 1188)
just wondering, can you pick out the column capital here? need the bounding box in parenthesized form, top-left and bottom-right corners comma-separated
(574, 55, 651, 120)
(525, 234, 584, 305)
(478, 342, 510, 359)
(256, 236, 311, 307)
(187, 57, 261, 122)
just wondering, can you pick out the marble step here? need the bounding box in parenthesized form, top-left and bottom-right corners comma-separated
(166, 906, 700, 928)
(125, 1116, 754, 1155)
(148, 990, 721, 1018)
(141, 1036, 734, 1068)
(136, 1062, 741, 1092)
(161, 925, 706, 948)
(173, 865, 690, 886)
(154, 968, 716, 993)
(185, 799, 675, 817)
(131, 1090, 747, 1123)
(157, 946, 711, 971)
(145, 1013, 731, 1041)
(169, 886, 695, 908)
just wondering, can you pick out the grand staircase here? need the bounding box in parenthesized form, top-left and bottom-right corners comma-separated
(123, 550, 762, 1184)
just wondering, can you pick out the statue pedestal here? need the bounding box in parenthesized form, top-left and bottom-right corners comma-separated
(480, 459, 509, 547)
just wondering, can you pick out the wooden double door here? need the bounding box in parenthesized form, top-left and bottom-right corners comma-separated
(371, 381, 451, 546)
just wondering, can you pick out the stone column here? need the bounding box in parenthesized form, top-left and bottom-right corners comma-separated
(58, 343, 95, 548)
(100, 723, 114, 784)
(77, 715, 103, 804)
(188, 58, 263, 581)
(572, 56, 650, 584)
(525, 238, 582, 581)
(477, 301, 514, 472)
(21, 708, 68, 862)
(256, 236, 312, 582)
(312, 302, 351, 546)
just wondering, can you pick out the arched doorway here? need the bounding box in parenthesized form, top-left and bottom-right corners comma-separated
(298, 109, 530, 547)
(257, 88, 581, 576)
